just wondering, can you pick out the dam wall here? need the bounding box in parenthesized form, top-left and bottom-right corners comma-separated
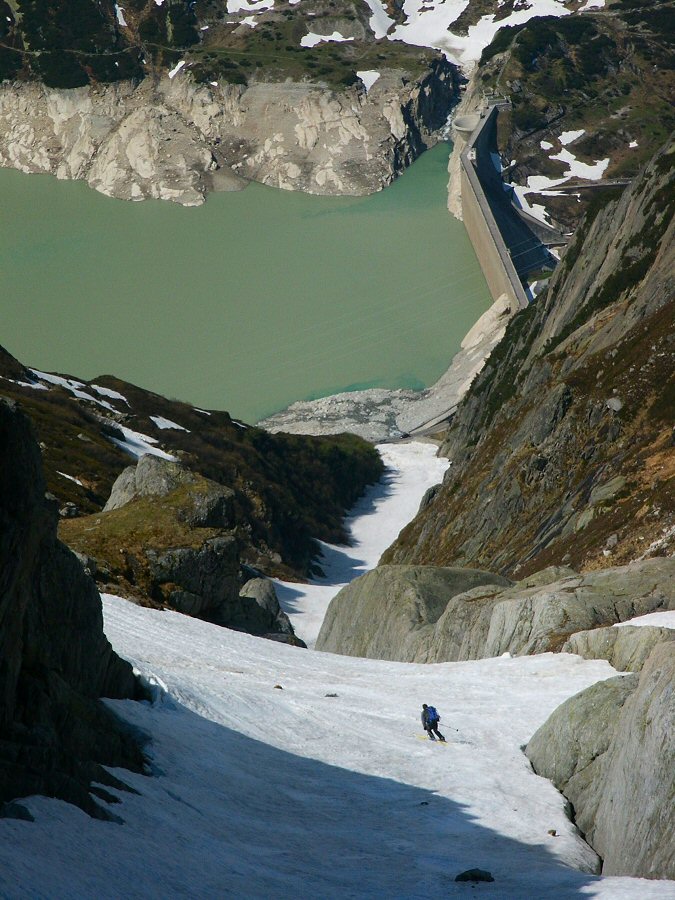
(458, 107, 530, 310)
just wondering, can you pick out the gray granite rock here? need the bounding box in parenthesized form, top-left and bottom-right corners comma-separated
(316, 558, 675, 662)
(563, 624, 675, 672)
(316, 565, 512, 660)
(104, 455, 196, 511)
(240, 578, 295, 636)
(527, 642, 675, 879)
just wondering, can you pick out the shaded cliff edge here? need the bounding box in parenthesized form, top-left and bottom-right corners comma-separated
(383, 136, 675, 576)
(0, 397, 146, 820)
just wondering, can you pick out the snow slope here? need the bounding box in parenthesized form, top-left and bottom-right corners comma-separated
(275, 442, 449, 647)
(0, 599, 669, 898)
(0, 443, 672, 897)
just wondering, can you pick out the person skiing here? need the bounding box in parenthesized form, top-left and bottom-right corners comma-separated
(421, 703, 445, 741)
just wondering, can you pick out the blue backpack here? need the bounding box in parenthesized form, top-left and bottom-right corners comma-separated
(427, 706, 439, 723)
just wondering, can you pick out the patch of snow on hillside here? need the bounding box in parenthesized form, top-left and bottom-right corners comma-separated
(511, 185, 553, 226)
(540, 140, 554, 150)
(0, 375, 48, 390)
(91, 384, 130, 405)
(559, 129, 585, 145)
(275, 442, 449, 647)
(241, 15, 258, 26)
(29, 369, 116, 411)
(550, 148, 609, 180)
(168, 60, 186, 79)
(108, 425, 177, 461)
(149, 415, 189, 432)
(362, 0, 395, 38)
(301, 30, 354, 47)
(389, 0, 572, 67)
(579, 0, 605, 9)
(629, 140, 639, 148)
(357, 70, 381, 92)
(57, 471, 83, 486)
(614, 611, 675, 630)
(114, 4, 127, 26)
(228, 0, 274, 12)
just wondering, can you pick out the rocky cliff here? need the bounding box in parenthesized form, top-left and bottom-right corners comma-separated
(527, 642, 675, 879)
(384, 136, 675, 575)
(0, 0, 459, 203)
(316, 558, 675, 662)
(0, 397, 144, 819)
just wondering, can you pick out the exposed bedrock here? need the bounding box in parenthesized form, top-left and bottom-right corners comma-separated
(526, 642, 675, 879)
(315, 558, 675, 662)
(0, 397, 144, 819)
(67, 456, 304, 644)
(0, 59, 459, 204)
(563, 624, 675, 672)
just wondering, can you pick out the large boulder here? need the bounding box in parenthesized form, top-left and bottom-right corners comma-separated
(240, 578, 293, 635)
(316, 558, 675, 662)
(0, 398, 143, 818)
(527, 642, 675, 878)
(315, 566, 512, 660)
(563, 624, 675, 672)
(104, 455, 234, 528)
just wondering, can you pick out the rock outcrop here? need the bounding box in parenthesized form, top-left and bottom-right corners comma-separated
(563, 624, 675, 672)
(316, 558, 675, 662)
(526, 642, 675, 879)
(63, 455, 304, 642)
(0, 60, 458, 204)
(316, 565, 512, 659)
(0, 397, 144, 818)
(239, 578, 303, 646)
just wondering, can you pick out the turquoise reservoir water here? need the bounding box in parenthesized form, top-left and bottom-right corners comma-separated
(0, 143, 490, 423)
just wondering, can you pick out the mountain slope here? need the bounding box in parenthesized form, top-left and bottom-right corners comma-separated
(0, 345, 384, 582)
(383, 136, 675, 575)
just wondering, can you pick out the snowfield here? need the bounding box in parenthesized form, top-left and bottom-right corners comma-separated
(0, 443, 672, 897)
(275, 442, 449, 647)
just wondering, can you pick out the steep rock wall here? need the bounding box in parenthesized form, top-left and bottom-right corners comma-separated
(0, 60, 458, 204)
(0, 397, 143, 818)
(383, 138, 675, 575)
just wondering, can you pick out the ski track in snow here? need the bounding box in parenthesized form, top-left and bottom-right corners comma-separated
(0, 443, 672, 897)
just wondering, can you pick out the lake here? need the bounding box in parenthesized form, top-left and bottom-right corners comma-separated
(0, 143, 490, 423)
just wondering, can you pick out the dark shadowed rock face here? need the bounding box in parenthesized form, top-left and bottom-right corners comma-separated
(0, 397, 144, 819)
(527, 642, 675, 879)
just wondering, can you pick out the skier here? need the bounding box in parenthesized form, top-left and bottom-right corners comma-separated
(421, 703, 445, 741)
